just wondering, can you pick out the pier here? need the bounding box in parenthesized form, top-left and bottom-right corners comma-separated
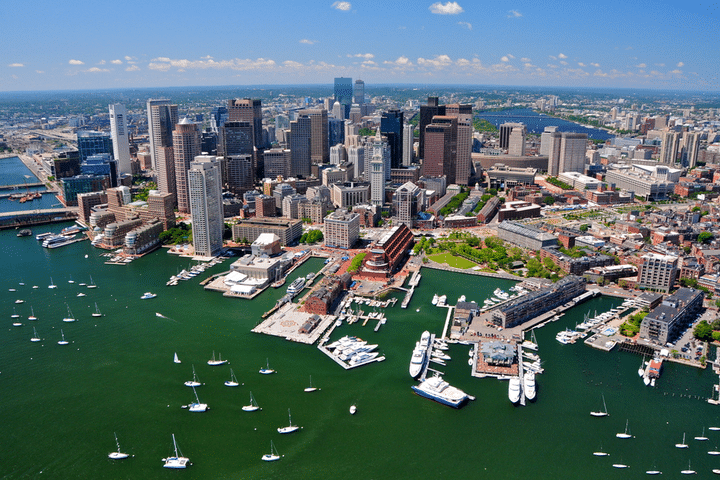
(419, 333, 437, 381)
(517, 344, 526, 406)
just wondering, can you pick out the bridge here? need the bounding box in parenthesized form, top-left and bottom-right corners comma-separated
(0, 182, 45, 191)
(0, 208, 78, 230)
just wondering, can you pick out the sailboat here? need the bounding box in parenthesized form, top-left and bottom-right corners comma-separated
(162, 434, 190, 469)
(225, 369, 239, 387)
(304, 375, 319, 392)
(261, 440, 282, 462)
(638, 356, 645, 377)
(91, 303, 102, 317)
(48, 277, 57, 289)
(63, 304, 76, 323)
(676, 432, 689, 448)
(174, 352, 181, 364)
(68, 275, 74, 284)
(612, 463, 629, 469)
(695, 427, 709, 441)
(592, 441, 609, 456)
(207, 351, 227, 366)
(28, 307, 37, 321)
(277, 408, 300, 434)
(680, 460, 696, 475)
(187, 386, 208, 412)
(108, 432, 129, 460)
(590, 394, 609, 417)
(58, 329, 68, 345)
(87, 275, 97, 289)
(184, 365, 202, 387)
(242, 391, 261, 412)
(11, 308, 19, 319)
(30, 327, 40, 342)
(616, 419, 632, 439)
(259, 358, 276, 374)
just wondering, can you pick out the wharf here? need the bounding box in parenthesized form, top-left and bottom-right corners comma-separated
(419, 333, 437, 381)
(252, 302, 336, 344)
(317, 320, 386, 370)
(517, 344, 526, 406)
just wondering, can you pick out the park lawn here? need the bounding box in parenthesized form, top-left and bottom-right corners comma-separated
(428, 252, 479, 269)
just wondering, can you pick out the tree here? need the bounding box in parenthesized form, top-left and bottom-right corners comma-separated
(698, 231, 713, 244)
(543, 196, 555, 205)
(694, 320, 713, 341)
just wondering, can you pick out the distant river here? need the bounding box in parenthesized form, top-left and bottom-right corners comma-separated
(476, 108, 614, 141)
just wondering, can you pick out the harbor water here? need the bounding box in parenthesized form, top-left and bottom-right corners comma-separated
(0, 156, 62, 214)
(1, 227, 718, 479)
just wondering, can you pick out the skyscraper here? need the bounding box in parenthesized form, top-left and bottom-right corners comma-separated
(453, 114, 472, 185)
(682, 131, 700, 168)
(300, 108, 329, 164)
(540, 126, 559, 156)
(334, 77, 353, 119)
(499, 122, 525, 150)
(77, 131, 113, 163)
(289, 115, 311, 177)
(508, 126, 526, 156)
(108, 103, 131, 175)
(659, 130, 680, 165)
(226, 155, 254, 195)
(188, 155, 223, 257)
(424, 116, 457, 184)
(219, 121, 253, 157)
(547, 132, 588, 175)
(173, 119, 201, 213)
(370, 145, 385, 206)
(353, 79, 365, 104)
(348, 145, 365, 179)
(419, 97, 446, 161)
(146, 99, 177, 170)
(228, 98, 263, 149)
(402, 124, 415, 167)
(380, 108, 404, 169)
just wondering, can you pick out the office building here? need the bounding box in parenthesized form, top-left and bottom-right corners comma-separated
(380, 108, 404, 169)
(108, 103, 131, 175)
(324, 211, 360, 249)
(659, 130, 680, 165)
(263, 148, 291, 179)
(499, 122, 525, 150)
(419, 97, 445, 160)
(328, 117, 345, 147)
(228, 98, 263, 149)
(220, 121, 253, 157)
(638, 253, 679, 293)
(332, 182, 370, 208)
(77, 131, 113, 163)
(423, 117, 457, 184)
(209, 105, 228, 133)
(497, 221, 558, 250)
(290, 114, 311, 177)
(349, 145, 365, 179)
(681, 131, 700, 168)
(173, 119, 201, 213)
(540, 126, 559, 156)
(231, 217, 303, 246)
(146, 99, 177, 170)
(453, 114, 472, 185)
(334, 77, 353, 118)
(300, 108, 329, 165)
(60, 175, 110, 207)
(353, 79, 365, 104)
(81, 153, 118, 188)
(403, 124, 415, 166)
(188, 156, 223, 257)
(508, 126, 526, 156)
(370, 135, 386, 206)
(547, 132, 588, 175)
(393, 181, 424, 227)
(226, 155, 253, 195)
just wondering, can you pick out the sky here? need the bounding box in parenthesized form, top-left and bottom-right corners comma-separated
(2, 0, 719, 92)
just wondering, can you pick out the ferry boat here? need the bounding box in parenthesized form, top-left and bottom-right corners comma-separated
(286, 278, 306, 297)
(411, 374, 470, 408)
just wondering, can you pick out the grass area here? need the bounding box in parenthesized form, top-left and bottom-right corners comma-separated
(428, 252, 479, 269)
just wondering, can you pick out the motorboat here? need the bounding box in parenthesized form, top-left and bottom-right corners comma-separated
(162, 434, 190, 469)
(412, 374, 470, 408)
(242, 392, 261, 412)
(409, 342, 427, 379)
(140, 292, 157, 300)
(277, 409, 301, 434)
(108, 432, 129, 460)
(207, 351, 227, 366)
(523, 372, 536, 401)
(508, 377, 521, 404)
(431, 294, 439, 305)
(349, 405, 357, 415)
(286, 278, 306, 297)
(262, 440, 282, 462)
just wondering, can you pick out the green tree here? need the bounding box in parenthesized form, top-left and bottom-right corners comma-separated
(694, 320, 713, 341)
(698, 231, 713, 243)
(347, 252, 367, 273)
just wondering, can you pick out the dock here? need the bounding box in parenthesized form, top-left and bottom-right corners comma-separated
(419, 333, 437, 381)
(517, 344, 526, 406)
(252, 302, 336, 345)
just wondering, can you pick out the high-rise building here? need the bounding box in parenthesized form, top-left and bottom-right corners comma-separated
(108, 104, 131, 175)
(424, 116, 457, 184)
(419, 97, 445, 161)
(263, 148, 291, 179)
(228, 98, 263, 149)
(300, 108, 329, 165)
(334, 77, 353, 119)
(77, 131, 113, 163)
(508, 126, 526, 156)
(540, 126, 559, 156)
(499, 122, 525, 151)
(365, 133, 391, 181)
(289, 115, 311, 177)
(226, 154, 253, 195)
(328, 118, 345, 147)
(403, 124, 415, 167)
(682, 132, 700, 168)
(324, 211, 360, 249)
(188, 155, 223, 257)
(348, 145, 365, 179)
(638, 253, 678, 293)
(454, 114, 472, 185)
(547, 132, 587, 175)
(659, 130, 680, 165)
(173, 119, 201, 213)
(370, 141, 385, 206)
(209, 105, 228, 133)
(146, 99, 177, 170)
(330, 144, 346, 165)
(332, 102, 344, 120)
(219, 121, 253, 157)
(81, 153, 118, 188)
(353, 79, 365, 104)
(380, 108, 404, 169)
(393, 181, 424, 227)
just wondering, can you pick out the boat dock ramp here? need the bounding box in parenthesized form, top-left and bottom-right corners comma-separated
(419, 332, 437, 381)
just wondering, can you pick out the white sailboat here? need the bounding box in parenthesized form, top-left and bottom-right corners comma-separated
(304, 375, 319, 392)
(590, 394, 609, 417)
(58, 329, 68, 345)
(612, 462, 629, 469)
(28, 307, 37, 321)
(48, 277, 57, 289)
(349, 404, 357, 415)
(616, 419, 632, 439)
(638, 356, 645, 377)
(63, 304, 76, 323)
(207, 351, 227, 366)
(108, 432, 129, 460)
(277, 409, 300, 434)
(676, 432, 688, 448)
(646, 462, 662, 475)
(261, 440, 282, 462)
(187, 386, 208, 412)
(259, 358, 275, 374)
(30, 327, 40, 342)
(87, 275, 97, 289)
(174, 352, 181, 364)
(681, 460, 696, 475)
(242, 391, 261, 412)
(184, 365, 202, 387)
(592, 441, 609, 456)
(225, 369, 239, 387)
(695, 427, 709, 441)
(91, 303, 102, 317)
(11, 308, 19, 319)
(162, 434, 190, 469)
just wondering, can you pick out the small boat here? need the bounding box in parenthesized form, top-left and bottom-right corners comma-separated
(11, 308, 19, 319)
(681, 461, 696, 475)
(616, 419, 632, 439)
(108, 432, 129, 460)
(58, 329, 69, 345)
(91, 303, 102, 317)
(207, 351, 227, 366)
(15, 299, 24, 304)
(277, 409, 300, 434)
(184, 365, 202, 387)
(63, 304, 76, 323)
(638, 356, 645, 377)
(593, 442, 608, 456)
(709, 448, 720, 455)
(27, 307, 37, 321)
(187, 386, 208, 412)
(242, 391, 261, 412)
(259, 358, 275, 375)
(646, 465, 662, 475)
(612, 463, 629, 469)
(304, 375, 319, 392)
(30, 327, 40, 342)
(174, 352, 181, 364)
(140, 292, 156, 300)
(431, 294, 439, 305)
(8, 288, 15, 292)
(48, 277, 57, 289)
(87, 276, 97, 289)
(713, 468, 720, 474)
(711, 427, 720, 431)
(68, 276, 74, 284)
(262, 440, 282, 462)
(77, 292, 86, 297)
(162, 434, 190, 469)
(676, 432, 688, 448)
(225, 369, 239, 387)
(590, 394, 609, 417)
(695, 427, 709, 441)
(349, 404, 357, 415)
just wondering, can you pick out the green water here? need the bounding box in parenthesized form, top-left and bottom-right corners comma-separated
(1, 226, 719, 479)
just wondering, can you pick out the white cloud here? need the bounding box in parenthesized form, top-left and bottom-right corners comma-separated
(125, 65, 140, 72)
(670, 69, 683, 74)
(507, 9, 522, 18)
(429, 2, 463, 15)
(35, 70, 44, 74)
(636, 63, 646, 68)
(655, 63, 665, 67)
(384, 56, 413, 67)
(558, 53, 568, 59)
(124, 56, 134, 61)
(677, 61, 684, 67)
(86, 67, 109, 73)
(68, 59, 84, 65)
(299, 39, 317, 45)
(149, 56, 277, 71)
(521, 57, 531, 63)
(458, 21, 472, 30)
(578, 62, 586, 67)
(332, 1, 351, 11)
(8, 63, 24, 67)
(417, 54, 452, 67)
(549, 55, 557, 61)
(111, 59, 122, 65)
(501, 56, 510, 62)
(559, 60, 568, 65)
(591, 62, 600, 67)
(348, 53, 374, 59)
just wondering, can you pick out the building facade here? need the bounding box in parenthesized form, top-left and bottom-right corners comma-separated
(189, 156, 223, 257)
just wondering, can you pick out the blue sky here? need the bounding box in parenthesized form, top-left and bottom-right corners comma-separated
(2, 0, 718, 92)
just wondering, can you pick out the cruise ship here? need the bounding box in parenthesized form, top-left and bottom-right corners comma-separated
(286, 278, 306, 297)
(411, 374, 470, 408)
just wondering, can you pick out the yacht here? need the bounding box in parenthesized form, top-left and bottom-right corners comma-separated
(523, 372, 536, 401)
(277, 409, 301, 434)
(676, 432, 688, 448)
(140, 292, 157, 300)
(590, 394, 609, 417)
(30, 327, 41, 342)
(207, 351, 227, 366)
(225, 369, 239, 387)
(437, 295, 447, 307)
(350, 404, 357, 415)
(349, 351, 379, 365)
(187, 387, 208, 412)
(259, 358, 275, 374)
(411, 374, 470, 408)
(162, 434, 190, 469)
(58, 329, 69, 345)
(680, 461, 696, 475)
(508, 377, 522, 404)
(431, 294, 439, 305)
(242, 392, 261, 412)
(286, 278, 306, 297)
(262, 440, 282, 462)
(62, 304, 76, 323)
(420, 331, 431, 348)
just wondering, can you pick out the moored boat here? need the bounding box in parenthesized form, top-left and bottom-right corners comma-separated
(508, 377, 522, 404)
(411, 373, 470, 408)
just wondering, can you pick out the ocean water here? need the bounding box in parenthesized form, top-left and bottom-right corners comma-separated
(0, 227, 717, 479)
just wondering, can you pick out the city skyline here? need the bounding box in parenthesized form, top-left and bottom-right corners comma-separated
(2, 1, 718, 92)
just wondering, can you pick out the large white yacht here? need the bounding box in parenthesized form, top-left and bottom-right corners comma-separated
(411, 374, 470, 408)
